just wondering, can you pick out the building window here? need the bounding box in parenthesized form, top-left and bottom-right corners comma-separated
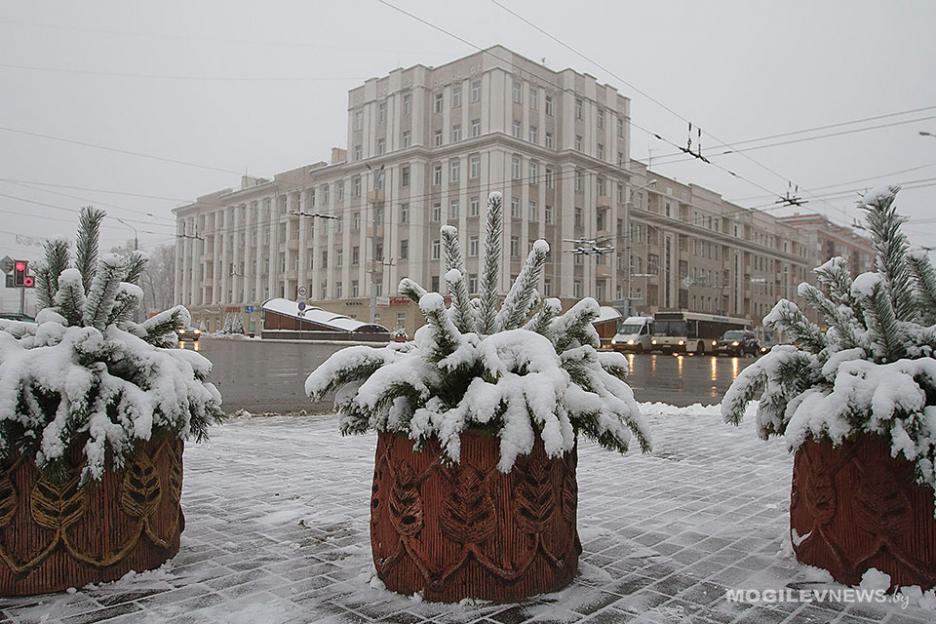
(469, 275, 478, 293)
(617, 117, 624, 137)
(469, 196, 480, 217)
(510, 236, 519, 258)
(512, 80, 522, 103)
(597, 143, 604, 160)
(575, 98, 583, 119)
(469, 155, 480, 178)
(336, 250, 343, 267)
(512, 120, 521, 138)
(511, 197, 520, 219)
(400, 203, 409, 223)
(618, 151, 625, 167)
(451, 124, 462, 142)
(433, 164, 443, 186)
(378, 102, 386, 123)
(511, 156, 521, 180)
(336, 181, 344, 201)
(528, 160, 538, 183)
(450, 159, 460, 183)
(352, 280, 359, 298)
(452, 84, 462, 108)
(597, 109, 604, 128)
(375, 240, 384, 261)
(431, 239, 440, 259)
(545, 132, 553, 149)
(575, 170, 583, 192)
(354, 110, 364, 130)
(469, 236, 479, 257)
(433, 92, 443, 113)
(400, 239, 409, 259)
(545, 94, 554, 116)
(434, 130, 443, 146)
(352, 211, 360, 230)
(321, 250, 328, 268)
(470, 119, 481, 137)
(352, 176, 361, 198)
(353, 145, 362, 160)
(470, 79, 481, 103)
(401, 165, 410, 187)
(431, 202, 441, 222)
(545, 204, 553, 224)
(374, 206, 384, 225)
(402, 131, 411, 148)
(574, 281, 583, 298)
(352, 246, 360, 265)
(528, 200, 537, 221)
(450, 199, 459, 219)
(528, 126, 537, 143)
(545, 167, 554, 188)
(376, 138, 385, 155)
(528, 88, 538, 109)
(574, 207, 583, 228)
(321, 283, 327, 300)
(403, 93, 412, 115)
(575, 135, 582, 151)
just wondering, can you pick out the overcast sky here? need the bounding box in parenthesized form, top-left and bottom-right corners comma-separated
(2, 0, 935, 262)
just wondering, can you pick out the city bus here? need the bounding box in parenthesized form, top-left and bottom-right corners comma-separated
(650, 311, 752, 354)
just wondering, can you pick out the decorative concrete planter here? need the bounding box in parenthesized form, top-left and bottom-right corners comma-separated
(790, 435, 936, 589)
(0, 436, 184, 596)
(370, 429, 581, 603)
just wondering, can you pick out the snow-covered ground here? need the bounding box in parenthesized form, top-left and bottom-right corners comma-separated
(1, 404, 933, 624)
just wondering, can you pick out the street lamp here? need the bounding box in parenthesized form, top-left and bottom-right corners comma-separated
(623, 179, 657, 316)
(920, 131, 936, 139)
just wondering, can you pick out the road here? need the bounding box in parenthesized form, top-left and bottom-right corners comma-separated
(190, 338, 759, 413)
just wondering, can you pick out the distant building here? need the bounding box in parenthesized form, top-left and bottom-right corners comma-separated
(778, 212, 875, 276)
(173, 46, 871, 333)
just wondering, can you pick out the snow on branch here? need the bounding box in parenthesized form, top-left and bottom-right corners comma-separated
(305, 192, 650, 472)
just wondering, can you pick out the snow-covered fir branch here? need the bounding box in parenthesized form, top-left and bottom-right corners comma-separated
(305, 191, 650, 472)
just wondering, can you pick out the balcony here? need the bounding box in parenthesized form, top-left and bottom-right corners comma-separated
(367, 224, 385, 238)
(287, 238, 300, 251)
(367, 190, 385, 204)
(596, 194, 611, 209)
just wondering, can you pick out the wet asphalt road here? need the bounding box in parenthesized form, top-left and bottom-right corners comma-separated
(189, 337, 759, 413)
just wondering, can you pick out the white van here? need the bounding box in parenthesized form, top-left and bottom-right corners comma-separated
(610, 316, 654, 353)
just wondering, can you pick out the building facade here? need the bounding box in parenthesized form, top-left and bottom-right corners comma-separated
(174, 46, 871, 334)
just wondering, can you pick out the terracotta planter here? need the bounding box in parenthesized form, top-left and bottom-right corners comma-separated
(790, 435, 936, 589)
(0, 435, 184, 596)
(370, 429, 580, 603)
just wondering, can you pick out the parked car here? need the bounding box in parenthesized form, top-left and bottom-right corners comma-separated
(715, 330, 759, 356)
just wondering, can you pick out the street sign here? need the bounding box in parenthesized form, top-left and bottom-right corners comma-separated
(0, 256, 13, 274)
(297, 286, 307, 298)
(4, 274, 13, 288)
(244, 305, 255, 314)
(297, 301, 307, 312)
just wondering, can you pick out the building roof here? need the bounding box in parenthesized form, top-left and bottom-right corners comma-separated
(261, 298, 389, 334)
(596, 306, 622, 324)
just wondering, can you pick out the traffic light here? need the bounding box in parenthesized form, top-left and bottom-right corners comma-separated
(13, 260, 27, 287)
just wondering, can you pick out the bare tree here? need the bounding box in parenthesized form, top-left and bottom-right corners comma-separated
(110, 243, 176, 314)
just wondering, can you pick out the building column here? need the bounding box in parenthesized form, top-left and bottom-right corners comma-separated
(268, 195, 278, 299)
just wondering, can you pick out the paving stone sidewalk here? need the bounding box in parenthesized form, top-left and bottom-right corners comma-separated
(1, 406, 932, 624)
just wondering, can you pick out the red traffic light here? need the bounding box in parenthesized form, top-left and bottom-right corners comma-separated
(23, 276, 34, 287)
(14, 261, 26, 272)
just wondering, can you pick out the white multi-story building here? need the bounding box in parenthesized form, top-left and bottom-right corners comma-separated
(173, 45, 868, 334)
(175, 45, 634, 332)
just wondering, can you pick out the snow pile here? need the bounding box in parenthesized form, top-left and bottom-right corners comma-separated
(306, 192, 650, 472)
(723, 186, 936, 501)
(0, 209, 223, 482)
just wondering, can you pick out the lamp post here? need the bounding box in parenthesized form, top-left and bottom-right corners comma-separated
(623, 179, 657, 316)
(920, 131, 936, 139)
